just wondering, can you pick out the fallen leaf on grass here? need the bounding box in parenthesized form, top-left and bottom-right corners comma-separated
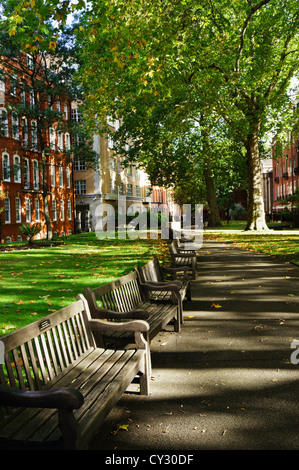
(13, 300, 24, 305)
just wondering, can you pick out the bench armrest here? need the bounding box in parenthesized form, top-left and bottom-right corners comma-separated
(89, 318, 149, 333)
(92, 308, 149, 320)
(89, 319, 149, 350)
(162, 266, 190, 272)
(173, 252, 197, 258)
(0, 384, 84, 410)
(140, 281, 182, 292)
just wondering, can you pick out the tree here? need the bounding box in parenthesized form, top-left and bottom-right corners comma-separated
(75, 0, 299, 230)
(6, 0, 299, 230)
(1, 7, 97, 239)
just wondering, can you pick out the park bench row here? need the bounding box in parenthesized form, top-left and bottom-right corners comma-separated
(0, 242, 199, 450)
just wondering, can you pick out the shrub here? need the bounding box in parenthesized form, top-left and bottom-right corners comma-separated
(18, 223, 42, 245)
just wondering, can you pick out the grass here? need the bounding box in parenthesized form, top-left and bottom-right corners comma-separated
(204, 230, 299, 265)
(0, 232, 169, 337)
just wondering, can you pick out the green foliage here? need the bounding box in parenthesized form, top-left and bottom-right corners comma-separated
(18, 223, 42, 244)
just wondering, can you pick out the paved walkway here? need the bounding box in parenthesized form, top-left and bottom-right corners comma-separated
(90, 239, 299, 451)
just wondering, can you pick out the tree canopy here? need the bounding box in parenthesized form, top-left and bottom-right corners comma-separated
(3, 0, 299, 229)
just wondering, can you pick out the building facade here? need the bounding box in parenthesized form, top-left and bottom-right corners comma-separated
(272, 136, 299, 213)
(73, 109, 152, 232)
(0, 53, 75, 243)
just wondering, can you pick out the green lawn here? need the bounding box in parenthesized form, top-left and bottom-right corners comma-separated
(0, 233, 169, 337)
(204, 230, 299, 265)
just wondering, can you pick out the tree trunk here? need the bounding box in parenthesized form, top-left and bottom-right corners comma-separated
(203, 167, 222, 227)
(245, 130, 269, 231)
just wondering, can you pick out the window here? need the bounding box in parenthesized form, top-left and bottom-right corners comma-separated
(117, 160, 122, 174)
(135, 167, 140, 179)
(68, 200, 72, 220)
(118, 183, 124, 195)
(14, 155, 21, 183)
(127, 165, 132, 177)
(57, 130, 63, 150)
(35, 198, 40, 221)
(24, 158, 30, 188)
(127, 184, 133, 196)
(10, 75, 17, 96)
(64, 104, 68, 120)
(74, 156, 86, 171)
(52, 197, 57, 221)
(65, 132, 70, 150)
(136, 186, 141, 197)
(15, 197, 21, 223)
(108, 135, 114, 149)
(12, 114, 19, 140)
(75, 180, 86, 194)
(0, 78, 5, 104)
(20, 83, 26, 106)
(66, 167, 71, 188)
(59, 166, 63, 187)
(110, 180, 116, 194)
(29, 89, 35, 108)
(60, 199, 65, 221)
(31, 120, 38, 150)
(109, 157, 115, 171)
(49, 127, 55, 150)
(71, 108, 82, 122)
(4, 197, 10, 223)
(51, 164, 55, 187)
(26, 54, 34, 70)
(56, 100, 60, 112)
(3, 153, 10, 181)
(25, 197, 31, 222)
(33, 160, 39, 189)
(22, 117, 28, 147)
(0, 109, 8, 137)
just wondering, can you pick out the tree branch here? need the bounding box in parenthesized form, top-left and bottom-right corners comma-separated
(235, 0, 272, 72)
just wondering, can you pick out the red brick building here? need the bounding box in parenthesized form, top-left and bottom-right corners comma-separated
(0, 53, 75, 243)
(272, 136, 299, 212)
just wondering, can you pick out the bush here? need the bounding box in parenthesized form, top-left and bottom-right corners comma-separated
(18, 223, 42, 245)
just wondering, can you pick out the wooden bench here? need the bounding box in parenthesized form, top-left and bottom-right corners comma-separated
(168, 241, 197, 280)
(84, 271, 180, 350)
(134, 255, 191, 324)
(0, 294, 150, 450)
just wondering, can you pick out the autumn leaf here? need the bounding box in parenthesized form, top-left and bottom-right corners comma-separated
(13, 300, 24, 305)
(211, 303, 222, 308)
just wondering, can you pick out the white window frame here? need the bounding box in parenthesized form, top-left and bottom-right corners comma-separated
(33, 159, 39, 189)
(59, 166, 63, 187)
(12, 113, 19, 140)
(25, 197, 31, 222)
(3, 152, 10, 181)
(49, 127, 55, 150)
(1, 108, 9, 137)
(60, 199, 65, 221)
(68, 199, 72, 220)
(52, 197, 57, 221)
(35, 198, 40, 221)
(66, 167, 71, 188)
(13, 155, 21, 183)
(4, 197, 10, 223)
(15, 197, 21, 223)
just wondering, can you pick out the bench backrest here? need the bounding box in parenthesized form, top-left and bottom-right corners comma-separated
(84, 271, 143, 316)
(0, 298, 95, 395)
(135, 255, 164, 284)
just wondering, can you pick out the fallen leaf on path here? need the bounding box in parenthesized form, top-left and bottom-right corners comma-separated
(211, 303, 222, 308)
